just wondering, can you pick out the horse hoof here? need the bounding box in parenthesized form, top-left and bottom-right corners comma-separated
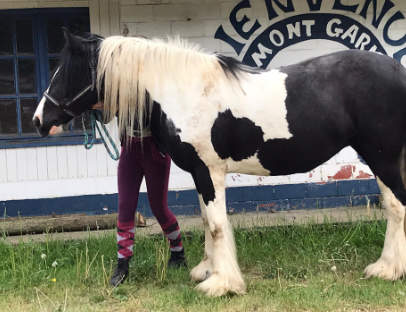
(364, 258, 406, 280)
(195, 273, 246, 297)
(190, 260, 212, 282)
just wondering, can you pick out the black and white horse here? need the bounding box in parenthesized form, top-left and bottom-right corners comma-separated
(33, 29, 406, 296)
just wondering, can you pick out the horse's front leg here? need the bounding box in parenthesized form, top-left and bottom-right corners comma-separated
(190, 194, 213, 282)
(194, 167, 246, 297)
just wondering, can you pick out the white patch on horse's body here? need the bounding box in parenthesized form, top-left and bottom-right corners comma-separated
(226, 69, 292, 141)
(365, 178, 406, 280)
(226, 153, 270, 175)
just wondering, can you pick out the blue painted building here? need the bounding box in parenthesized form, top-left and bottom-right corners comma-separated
(2, 0, 406, 218)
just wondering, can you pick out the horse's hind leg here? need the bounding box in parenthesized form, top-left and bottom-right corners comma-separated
(190, 194, 213, 282)
(364, 151, 406, 280)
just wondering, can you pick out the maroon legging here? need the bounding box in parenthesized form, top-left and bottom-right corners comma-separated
(117, 136, 177, 228)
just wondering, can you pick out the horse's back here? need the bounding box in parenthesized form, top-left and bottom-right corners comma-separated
(218, 50, 406, 176)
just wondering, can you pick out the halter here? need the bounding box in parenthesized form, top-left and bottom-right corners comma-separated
(43, 38, 100, 118)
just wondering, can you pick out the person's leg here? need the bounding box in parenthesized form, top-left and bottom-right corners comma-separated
(111, 139, 144, 286)
(143, 138, 186, 266)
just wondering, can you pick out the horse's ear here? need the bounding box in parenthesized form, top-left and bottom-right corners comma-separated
(62, 27, 84, 53)
(62, 27, 71, 42)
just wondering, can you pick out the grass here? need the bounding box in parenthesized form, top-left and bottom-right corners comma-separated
(0, 218, 406, 311)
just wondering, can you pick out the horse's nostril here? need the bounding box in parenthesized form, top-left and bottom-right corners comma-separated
(33, 116, 41, 128)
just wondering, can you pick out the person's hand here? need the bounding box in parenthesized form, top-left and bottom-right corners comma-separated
(92, 101, 104, 110)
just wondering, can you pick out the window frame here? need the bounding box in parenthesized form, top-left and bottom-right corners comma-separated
(0, 8, 97, 149)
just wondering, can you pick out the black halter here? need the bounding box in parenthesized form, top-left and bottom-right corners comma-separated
(43, 38, 100, 118)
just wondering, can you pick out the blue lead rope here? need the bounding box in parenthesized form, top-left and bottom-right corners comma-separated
(82, 110, 120, 161)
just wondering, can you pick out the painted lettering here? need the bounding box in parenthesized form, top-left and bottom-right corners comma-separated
(355, 33, 371, 50)
(306, 0, 322, 11)
(230, 0, 261, 40)
(214, 26, 245, 55)
(252, 43, 273, 67)
(286, 22, 301, 39)
(359, 0, 395, 28)
(341, 25, 359, 44)
(269, 29, 284, 46)
(333, 0, 358, 13)
(216, 0, 403, 68)
(393, 47, 406, 64)
(265, 0, 295, 21)
(383, 11, 406, 46)
(302, 20, 316, 37)
(326, 18, 343, 38)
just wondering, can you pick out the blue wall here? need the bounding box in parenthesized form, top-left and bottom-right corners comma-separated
(0, 179, 380, 218)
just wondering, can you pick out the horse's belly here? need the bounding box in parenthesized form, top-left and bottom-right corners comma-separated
(226, 154, 270, 175)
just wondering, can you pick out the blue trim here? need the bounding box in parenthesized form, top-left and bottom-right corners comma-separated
(0, 179, 381, 218)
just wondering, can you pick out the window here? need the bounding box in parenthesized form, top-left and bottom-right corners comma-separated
(0, 8, 91, 148)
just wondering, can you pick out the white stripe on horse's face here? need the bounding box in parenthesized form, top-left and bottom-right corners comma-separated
(33, 89, 47, 125)
(33, 67, 61, 126)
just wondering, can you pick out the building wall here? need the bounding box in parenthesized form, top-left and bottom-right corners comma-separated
(1, 0, 406, 214)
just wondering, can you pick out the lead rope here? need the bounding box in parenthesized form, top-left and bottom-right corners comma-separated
(82, 110, 120, 160)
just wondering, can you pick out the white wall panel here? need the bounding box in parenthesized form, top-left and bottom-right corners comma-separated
(36, 147, 48, 181)
(86, 146, 99, 177)
(46, 147, 58, 180)
(0, 150, 7, 183)
(76, 144, 89, 178)
(5, 149, 17, 183)
(56, 146, 68, 179)
(66, 146, 79, 179)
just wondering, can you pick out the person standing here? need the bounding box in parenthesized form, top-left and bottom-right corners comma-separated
(110, 125, 186, 286)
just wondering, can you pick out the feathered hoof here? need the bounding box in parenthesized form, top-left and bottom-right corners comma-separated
(190, 260, 211, 282)
(364, 258, 406, 280)
(195, 273, 246, 297)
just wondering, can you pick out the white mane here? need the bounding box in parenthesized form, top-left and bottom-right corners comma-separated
(97, 36, 225, 136)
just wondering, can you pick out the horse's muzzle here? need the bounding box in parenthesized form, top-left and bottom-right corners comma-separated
(33, 116, 41, 129)
(33, 116, 49, 137)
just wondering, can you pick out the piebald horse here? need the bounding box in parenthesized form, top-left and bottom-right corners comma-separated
(33, 29, 406, 296)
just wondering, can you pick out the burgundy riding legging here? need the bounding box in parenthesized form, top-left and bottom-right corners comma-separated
(116, 136, 183, 259)
(118, 136, 176, 226)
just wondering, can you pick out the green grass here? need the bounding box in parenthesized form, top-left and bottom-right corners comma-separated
(1, 219, 405, 311)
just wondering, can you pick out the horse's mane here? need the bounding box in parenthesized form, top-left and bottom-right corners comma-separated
(97, 36, 234, 136)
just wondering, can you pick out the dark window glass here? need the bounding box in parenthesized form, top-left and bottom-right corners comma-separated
(18, 59, 36, 93)
(0, 20, 13, 55)
(20, 98, 37, 134)
(48, 58, 59, 79)
(0, 99, 17, 135)
(47, 19, 65, 53)
(72, 115, 90, 131)
(16, 19, 33, 54)
(0, 60, 15, 95)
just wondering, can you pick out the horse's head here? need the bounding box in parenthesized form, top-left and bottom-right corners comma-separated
(33, 28, 103, 137)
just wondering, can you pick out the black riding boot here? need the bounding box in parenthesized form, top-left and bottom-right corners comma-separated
(168, 249, 187, 268)
(110, 257, 130, 287)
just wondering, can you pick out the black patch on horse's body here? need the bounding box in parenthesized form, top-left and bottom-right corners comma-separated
(211, 109, 264, 161)
(150, 102, 215, 205)
(210, 50, 406, 198)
